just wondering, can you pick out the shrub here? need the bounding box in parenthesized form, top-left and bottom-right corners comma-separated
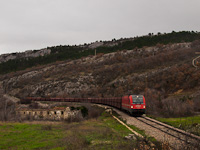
(41, 125, 52, 131)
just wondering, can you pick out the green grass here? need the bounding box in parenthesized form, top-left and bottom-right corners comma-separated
(155, 115, 200, 136)
(100, 112, 131, 136)
(0, 111, 166, 150)
(0, 112, 148, 150)
(0, 123, 65, 150)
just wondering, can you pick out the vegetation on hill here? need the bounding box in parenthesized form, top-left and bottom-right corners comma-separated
(1, 31, 200, 118)
(0, 31, 199, 74)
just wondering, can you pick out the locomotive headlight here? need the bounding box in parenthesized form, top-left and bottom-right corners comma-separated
(131, 106, 133, 108)
(143, 106, 145, 108)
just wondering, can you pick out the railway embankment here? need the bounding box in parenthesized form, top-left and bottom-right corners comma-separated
(150, 115, 200, 137)
(112, 108, 200, 149)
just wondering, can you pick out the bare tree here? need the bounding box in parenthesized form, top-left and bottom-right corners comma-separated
(0, 84, 7, 121)
(0, 83, 16, 121)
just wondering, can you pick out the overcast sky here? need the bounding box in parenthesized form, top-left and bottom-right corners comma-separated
(0, 0, 200, 55)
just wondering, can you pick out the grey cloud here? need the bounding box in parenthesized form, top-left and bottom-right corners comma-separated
(0, 0, 200, 54)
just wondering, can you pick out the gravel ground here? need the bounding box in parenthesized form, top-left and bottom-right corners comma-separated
(112, 108, 200, 150)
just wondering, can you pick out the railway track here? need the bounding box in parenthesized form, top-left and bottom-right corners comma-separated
(108, 107, 200, 149)
(135, 116, 200, 149)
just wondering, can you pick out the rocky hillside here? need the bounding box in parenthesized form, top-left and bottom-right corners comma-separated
(1, 31, 200, 74)
(1, 31, 200, 118)
(0, 48, 51, 63)
(0, 40, 118, 64)
(1, 39, 200, 117)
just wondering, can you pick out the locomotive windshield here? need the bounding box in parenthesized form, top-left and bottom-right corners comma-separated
(131, 95, 144, 104)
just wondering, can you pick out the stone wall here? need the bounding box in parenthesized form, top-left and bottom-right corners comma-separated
(17, 107, 81, 121)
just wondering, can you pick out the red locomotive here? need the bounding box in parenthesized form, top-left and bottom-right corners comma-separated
(122, 95, 146, 115)
(22, 95, 146, 115)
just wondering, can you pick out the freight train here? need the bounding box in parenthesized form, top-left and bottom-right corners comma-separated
(22, 95, 146, 115)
